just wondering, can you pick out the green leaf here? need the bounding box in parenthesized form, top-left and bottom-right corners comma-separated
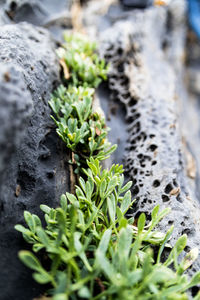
(36, 227, 50, 248)
(88, 161, 98, 176)
(74, 232, 92, 272)
(15, 224, 30, 235)
(116, 207, 123, 222)
(79, 177, 86, 192)
(97, 229, 112, 254)
(78, 286, 91, 298)
(107, 194, 116, 223)
(121, 191, 132, 213)
(151, 205, 160, 220)
(181, 248, 199, 272)
(138, 213, 146, 234)
(120, 181, 132, 194)
(185, 271, 200, 290)
(119, 217, 128, 230)
(19, 251, 42, 272)
(106, 176, 118, 196)
(24, 211, 36, 232)
(60, 194, 68, 212)
(100, 179, 107, 198)
(33, 272, 52, 284)
(33, 243, 44, 252)
(32, 214, 42, 227)
(164, 234, 187, 267)
(118, 227, 132, 260)
(95, 250, 115, 282)
(53, 294, 67, 300)
(157, 225, 174, 263)
(56, 208, 66, 234)
(66, 192, 79, 208)
(40, 205, 51, 214)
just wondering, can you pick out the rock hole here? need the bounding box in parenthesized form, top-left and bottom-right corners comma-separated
(117, 63, 124, 73)
(182, 228, 194, 237)
(184, 246, 191, 253)
(162, 195, 170, 202)
(153, 180, 160, 188)
(148, 144, 158, 152)
(128, 98, 137, 106)
(17, 171, 36, 196)
(191, 286, 199, 297)
(0, 202, 4, 212)
(120, 77, 129, 86)
(168, 220, 174, 225)
(47, 171, 54, 179)
(10, 1, 17, 11)
(122, 92, 130, 99)
(132, 179, 137, 185)
(133, 113, 141, 121)
(132, 185, 139, 195)
(164, 183, 173, 194)
(117, 48, 123, 55)
(29, 36, 40, 43)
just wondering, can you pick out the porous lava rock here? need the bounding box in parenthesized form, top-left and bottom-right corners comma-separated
(99, 2, 200, 281)
(0, 23, 70, 300)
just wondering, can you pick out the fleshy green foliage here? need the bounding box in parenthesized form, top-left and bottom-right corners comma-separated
(49, 33, 114, 170)
(15, 159, 200, 299)
(15, 32, 200, 300)
(49, 85, 116, 166)
(57, 32, 109, 87)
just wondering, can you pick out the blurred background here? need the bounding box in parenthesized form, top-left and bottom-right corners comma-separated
(1, 0, 200, 299)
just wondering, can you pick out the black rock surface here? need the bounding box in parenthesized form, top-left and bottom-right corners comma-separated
(0, 63, 33, 179)
(0, 23, 70, 300)
(98, 3, 200, 279)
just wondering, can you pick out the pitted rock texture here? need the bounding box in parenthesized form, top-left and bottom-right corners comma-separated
(100, 7, 200, 280)
(0, 23, 70, 300)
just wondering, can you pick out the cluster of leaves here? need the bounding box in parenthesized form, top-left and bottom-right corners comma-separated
(57, 32, 109, 87)
(15, 158, 200, 300)
(49, 85, 116, 170)
(15, 32, 200, 300)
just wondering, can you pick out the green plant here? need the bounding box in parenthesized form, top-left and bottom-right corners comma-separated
(15, 32, 200, 300)
(15, 160, 200, 299)
(49, 85, 116, 170)
(57, 32, 109, 87)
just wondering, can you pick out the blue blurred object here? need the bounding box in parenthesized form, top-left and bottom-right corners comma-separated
(188, 0, 200, 39)
(120, 0, 153, 8)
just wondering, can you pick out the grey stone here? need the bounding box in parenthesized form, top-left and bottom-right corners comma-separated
(0, 63, 32, 178)
(98, 2, 200, 284)
(0, 0, 72, 40)
(0, 23, 70, 300)
(3, 0, 70, 25)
